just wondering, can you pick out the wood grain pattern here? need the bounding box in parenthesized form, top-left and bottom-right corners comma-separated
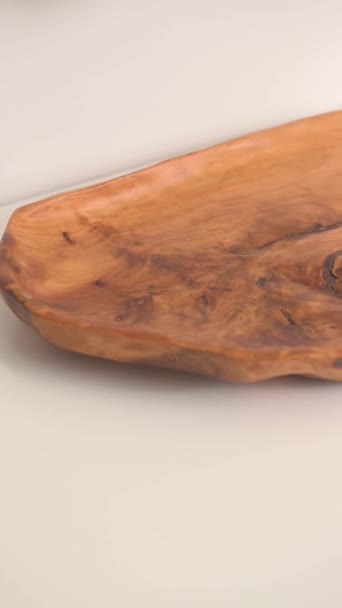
(1, 111, 342, 382)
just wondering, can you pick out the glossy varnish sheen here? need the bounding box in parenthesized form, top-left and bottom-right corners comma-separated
(1, 111, 342, 381)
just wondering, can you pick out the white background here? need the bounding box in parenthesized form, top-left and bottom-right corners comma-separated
(1, 1, 342, 606)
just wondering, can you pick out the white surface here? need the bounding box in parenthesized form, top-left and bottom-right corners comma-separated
(1, 0, 342, 205)
(1, 1, 342, 606)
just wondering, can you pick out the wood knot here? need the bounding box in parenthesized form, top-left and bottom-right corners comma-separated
(323, 251, 342, 296)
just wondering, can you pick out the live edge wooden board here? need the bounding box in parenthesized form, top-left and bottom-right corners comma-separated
(1, 111, 342, 382)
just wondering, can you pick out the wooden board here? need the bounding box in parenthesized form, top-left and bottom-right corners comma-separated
(1, 111, 342, 382)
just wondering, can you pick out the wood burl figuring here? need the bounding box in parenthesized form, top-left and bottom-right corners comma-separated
(1, 112, 342, 382)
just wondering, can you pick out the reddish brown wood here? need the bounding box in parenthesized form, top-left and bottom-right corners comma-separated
(1, 111, 342, 382)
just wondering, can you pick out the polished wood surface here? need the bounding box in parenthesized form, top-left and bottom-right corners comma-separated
(1, 111, 342, 381)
